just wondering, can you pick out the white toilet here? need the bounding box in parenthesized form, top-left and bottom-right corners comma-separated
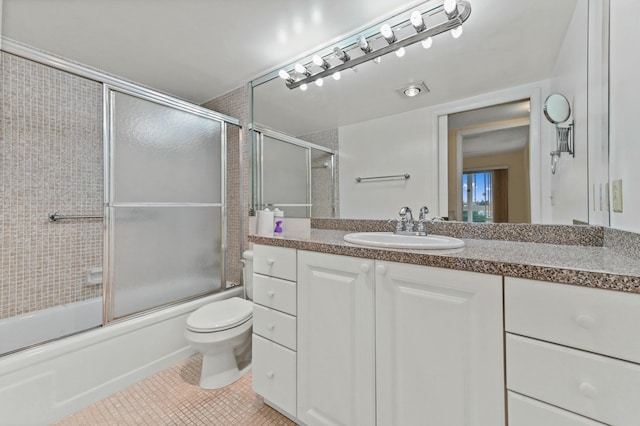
(184, 250, 254, 389)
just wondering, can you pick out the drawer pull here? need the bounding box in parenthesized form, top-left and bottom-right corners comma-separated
(267, 323, 275, 330)
(266, 371, 275, 379)
(376, 264, 387, 275)
(266, 258, 275, 266)
(578, 382, 598, 399)
(267, 290, 275, 297)
(575, 314, 596, 329)
(360, 263, 370, 273)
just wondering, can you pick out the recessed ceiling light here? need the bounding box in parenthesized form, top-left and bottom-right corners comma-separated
(404, 86, 421, 97)
(396, 81, 430, 99)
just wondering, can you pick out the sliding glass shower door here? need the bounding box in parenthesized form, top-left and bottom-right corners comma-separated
(106, 89, 225, 320)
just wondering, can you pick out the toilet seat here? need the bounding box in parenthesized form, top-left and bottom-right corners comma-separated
(186, 297, 253, 333)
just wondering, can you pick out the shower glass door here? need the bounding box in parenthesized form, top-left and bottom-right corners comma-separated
(106, 89, 225, 320)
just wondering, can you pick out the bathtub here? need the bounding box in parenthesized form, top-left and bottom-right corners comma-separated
(0, 298, 103, 355)
(0, 286, 242, 425)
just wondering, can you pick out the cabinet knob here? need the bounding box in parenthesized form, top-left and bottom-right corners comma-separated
(376, 264, 387, 275)
(360, 263, 370, 273)
(578, 382, 597, 399)
(266, 371, 274, 379)
(267, 323, 275, 330)
(266, 258, 275, 266)
(575, 314, 596, 329)
(267, 290, 275, 298)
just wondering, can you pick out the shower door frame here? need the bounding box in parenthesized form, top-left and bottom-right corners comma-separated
(252, 124, 336, 217)
(102, 84, 239, 324)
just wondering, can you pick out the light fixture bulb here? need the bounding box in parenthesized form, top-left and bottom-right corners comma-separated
(444, 0, 459, 18)
(410, 11, 426, 32)
(451, 26, 463, 39)
(312, 55, 323, 66)
(358, 36, 371, 53)
(421, 37, 433, 49)
(395, 47, 406, 58)
(404, 86, 421, 97)
(300, 83, 308, 91)
(278, 69, 291, 80)
(373, 57, 382, 64)
(444, 0, 457, 14)
(294, 63, 308, 74)
(315, 78, 324, 87)
(380, 24, 396, 43)
(333, 47, 350, 62)
(332, 71, 341, 81)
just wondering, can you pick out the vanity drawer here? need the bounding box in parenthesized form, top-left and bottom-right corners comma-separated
(253, 274, 297, 315)
(508, 392, 605, 426)
(253, 304, 296, 350)
(253, 245, 297, 282)
(505, 277, 640, 363)
(252, 334, 296, 417)
(506, 334, 640, 425)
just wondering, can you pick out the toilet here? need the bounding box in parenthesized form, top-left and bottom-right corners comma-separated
(184, 250, 254, 389)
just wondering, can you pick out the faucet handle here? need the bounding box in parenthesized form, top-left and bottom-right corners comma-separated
(418, 206, 430, 221)
(399, 206, 413, 223)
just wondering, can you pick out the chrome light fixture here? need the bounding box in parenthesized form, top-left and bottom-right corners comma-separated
(278, 0, 472, 90)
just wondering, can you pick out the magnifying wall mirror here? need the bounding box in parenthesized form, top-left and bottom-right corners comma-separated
(544, 93, 575, 174)
(544, 93, 572, 124)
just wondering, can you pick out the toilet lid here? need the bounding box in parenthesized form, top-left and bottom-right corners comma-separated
(186, 297, 253, 332)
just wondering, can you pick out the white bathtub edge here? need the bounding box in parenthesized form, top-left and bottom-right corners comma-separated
(0, 287, 243, 425)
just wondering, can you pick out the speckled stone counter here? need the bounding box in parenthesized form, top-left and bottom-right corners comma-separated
(249, 229, 640, 294)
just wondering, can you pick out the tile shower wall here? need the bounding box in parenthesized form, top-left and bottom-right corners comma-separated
(0, 52, 103, 319)
(201, 86, 249, 286)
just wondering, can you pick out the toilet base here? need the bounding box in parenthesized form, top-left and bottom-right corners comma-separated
(199, 351, 251, 389)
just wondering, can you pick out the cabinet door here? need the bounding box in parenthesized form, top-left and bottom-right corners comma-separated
(297, 251, 375, 426)
(375, 261, 505, 426)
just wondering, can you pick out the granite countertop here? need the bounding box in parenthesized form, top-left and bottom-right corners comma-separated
(249, 229, 640, 294)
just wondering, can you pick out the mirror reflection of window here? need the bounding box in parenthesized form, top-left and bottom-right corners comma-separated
(462, 170, 510, 223)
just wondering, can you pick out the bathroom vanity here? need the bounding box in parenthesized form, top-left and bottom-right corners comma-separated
(249, 228, 640, 426)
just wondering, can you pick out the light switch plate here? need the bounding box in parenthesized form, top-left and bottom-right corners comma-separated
(612, 179, 623, 212)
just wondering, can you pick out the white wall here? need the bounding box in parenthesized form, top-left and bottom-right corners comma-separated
(609, 0, 640, 233)
(339, 108, 437, 219)
(548, 0, 589, 224)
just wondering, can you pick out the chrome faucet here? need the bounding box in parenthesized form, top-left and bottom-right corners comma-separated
(399, 206, 414, 228)
(391, 206, 429, 236)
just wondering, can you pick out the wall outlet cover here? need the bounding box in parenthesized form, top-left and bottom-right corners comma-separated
(612, 179, 623, 213)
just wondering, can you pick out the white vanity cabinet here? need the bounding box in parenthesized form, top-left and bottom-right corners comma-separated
(297, 250, 376, 426)
(505, 277, 640, 425)
(375, 261, 505, 426)
(295, 249, 504, 426)
(251, 245, 298, 418)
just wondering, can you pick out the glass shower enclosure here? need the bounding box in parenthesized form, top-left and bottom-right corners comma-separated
(105, 88, 227, 321)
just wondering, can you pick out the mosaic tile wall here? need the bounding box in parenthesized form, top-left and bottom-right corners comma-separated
(0, 52, 103, 320)
(300, 128, 340, 218)
(201, 86, 249, 286)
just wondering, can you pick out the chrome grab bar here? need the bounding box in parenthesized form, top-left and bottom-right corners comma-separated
(48, 213, 103, 222)
(355, 173, 410, 183)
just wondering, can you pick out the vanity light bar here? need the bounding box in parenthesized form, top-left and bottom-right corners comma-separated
(279, 1, 471, 90)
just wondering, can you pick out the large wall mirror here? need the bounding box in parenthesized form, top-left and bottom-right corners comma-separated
(251, 0, 609, 226)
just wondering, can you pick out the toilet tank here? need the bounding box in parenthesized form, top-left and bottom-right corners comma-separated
(242, 250, 254, 300)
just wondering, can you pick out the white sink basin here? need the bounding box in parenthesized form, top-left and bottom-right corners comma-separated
(343, 232, 465, 250)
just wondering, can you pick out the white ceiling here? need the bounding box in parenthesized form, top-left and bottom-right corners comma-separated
(2, 0, 581, 132)
(450, 100, 531, 158)
(1, 0, 430, 104)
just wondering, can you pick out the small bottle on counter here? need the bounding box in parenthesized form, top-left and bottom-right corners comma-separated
(273, 208, 284, 233)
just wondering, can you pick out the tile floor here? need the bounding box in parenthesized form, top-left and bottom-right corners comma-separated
(56, 355, 297, 425)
